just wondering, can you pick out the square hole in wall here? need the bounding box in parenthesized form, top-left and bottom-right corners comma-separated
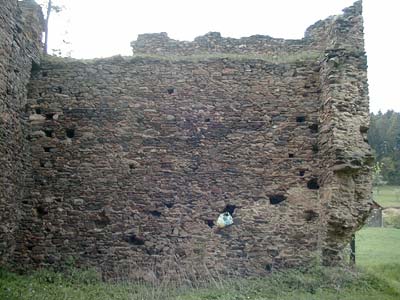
(66, 128, 75, 138)
(296, 116, 306, 123)
(149, 210, 162, 217)
(126, 234, 145, 246)
(36, 206, 48, 217)
(163, 202, 174, 208)
(44, 129, 53, 137)
(304, 209, 319, 221)
(223, 204, 237, 215)
(309, 123, 319, 133)
(205, 219, 215, 228)
(268, 194, 287, 205)
(45, 113, 55, 120)
(307, 178, 320, 190)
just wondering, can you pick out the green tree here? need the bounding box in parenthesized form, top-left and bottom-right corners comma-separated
(368, 110, 400, 185)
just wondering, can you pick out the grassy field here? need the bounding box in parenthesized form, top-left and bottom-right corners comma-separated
(356, 227, 400, 297)
(357, 227, 400, 266)
(373, 185, 400, 207)
(1, 229, 399, 299)
(1, 264, 399, 300)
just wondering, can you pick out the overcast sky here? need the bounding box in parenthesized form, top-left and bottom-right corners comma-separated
(43, 0, 399, 113)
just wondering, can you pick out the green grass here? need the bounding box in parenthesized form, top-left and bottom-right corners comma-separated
(1, 265, 399, 300)
(1, 228, 399, 300)
(356, 227, 400, 266)
(175, 266, 400, 300)
(373, 185, 400, 207)
(356, 227, 400, 297)
(0, 268, 169, 300)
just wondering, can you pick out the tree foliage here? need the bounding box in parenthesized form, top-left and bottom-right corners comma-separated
(368, 110, 400, 185)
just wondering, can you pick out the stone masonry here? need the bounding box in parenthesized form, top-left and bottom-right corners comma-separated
(0, 0, 372, 279)
(0, 0, 43, 266)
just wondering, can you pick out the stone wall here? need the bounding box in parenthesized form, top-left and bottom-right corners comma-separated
(131, 12, 346, 58)
(131, 32, 313, 57)
(317, 1, 373, 264)
(21, 56, 322, 278)
(0, 0, 43, 266)
(0, 0, 372, 279)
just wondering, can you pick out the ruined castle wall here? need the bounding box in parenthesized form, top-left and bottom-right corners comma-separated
(0, 0, 371, 278)
(131, 16, 340, 58)
(317, 1, 372, 264)
(0, 0, 43, 265)
(21, 56, 322, 277)
(131, 32, 316, 57)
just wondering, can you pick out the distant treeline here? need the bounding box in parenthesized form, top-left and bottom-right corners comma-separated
(368, 110, 400, 185)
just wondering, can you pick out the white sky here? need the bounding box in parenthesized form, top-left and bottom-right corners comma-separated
(43, 0, 400, 113)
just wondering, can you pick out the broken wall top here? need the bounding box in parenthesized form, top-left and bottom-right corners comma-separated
(130, 1, 364, 57)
